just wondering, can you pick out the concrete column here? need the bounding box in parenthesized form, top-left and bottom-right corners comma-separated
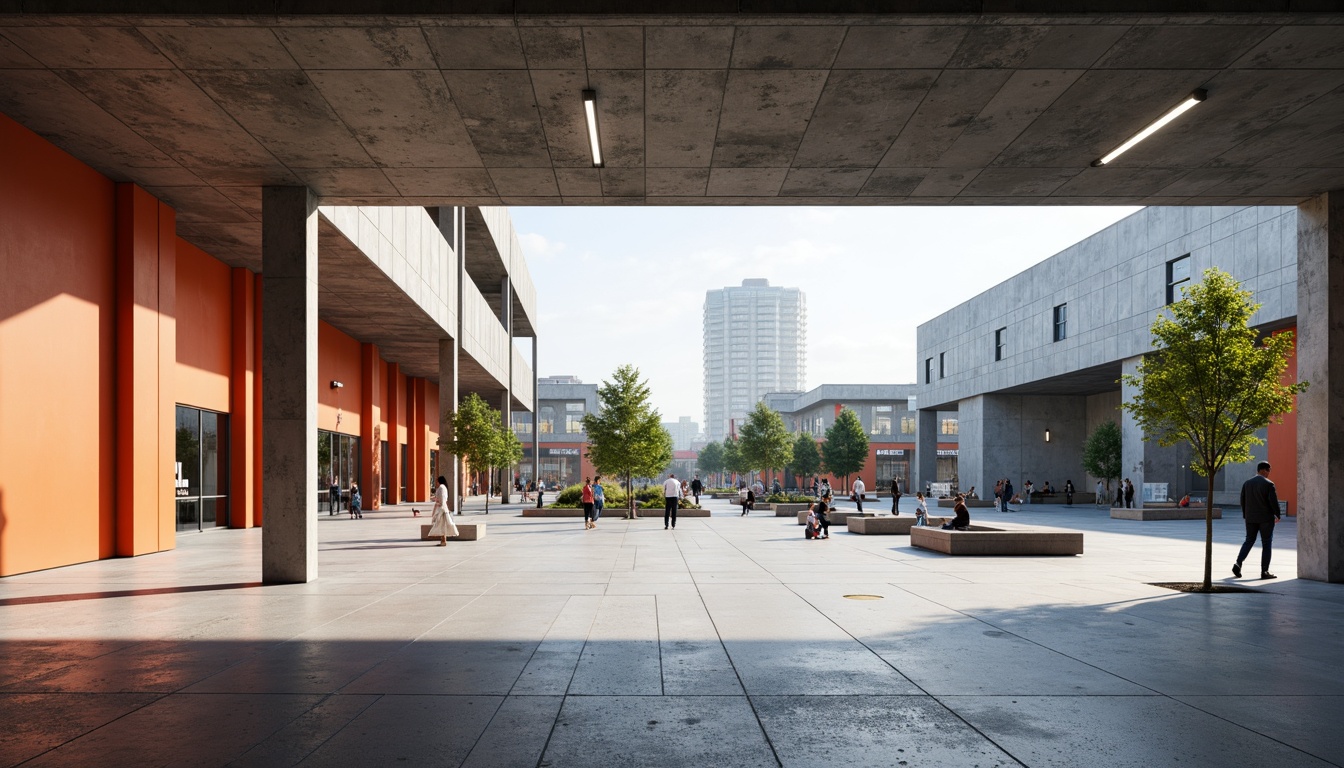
(261, 186, 318, 584)
(438, 339, 459, 512)
(1120, 355, 1147, 498)
(1297, 190, 1344, 583)
(958, 396, 985, 496)
(500, 275, 513, 504)
(385, 361, 401, 503)
(916, 409, 938, 494)
(359, 343, 380, 510)
(532, 335, 540, 493)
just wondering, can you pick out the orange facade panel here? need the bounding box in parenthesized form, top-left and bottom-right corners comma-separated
(176, 238, 232, 413)
(0, 113, 117, 576)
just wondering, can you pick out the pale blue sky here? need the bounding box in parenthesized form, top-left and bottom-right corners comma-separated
(511, 206, 1141, 428)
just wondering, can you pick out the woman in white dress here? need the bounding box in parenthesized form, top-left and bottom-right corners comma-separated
(427, 475, 459, 546)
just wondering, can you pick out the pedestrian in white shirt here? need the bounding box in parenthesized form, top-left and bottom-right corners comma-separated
(853, 477, 866, 513)
(663, 474, 681, 529)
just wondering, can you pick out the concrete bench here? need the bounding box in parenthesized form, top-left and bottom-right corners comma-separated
(1028, 492, 1097, 505)
(1111, 507, 1222, 521)
(796, 510, 874, 526)
(936, 498, 996, 509)
(521, 508, 585, 517)
(420, 522, 486, 541)
(775, 503, 813, 517)
(910, 524, 1083, 555)
(847, 516, 946, 535)
(633, 507, 710, 518)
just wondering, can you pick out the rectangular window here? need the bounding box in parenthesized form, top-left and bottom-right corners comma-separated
(900, 416, 917, 435)
(994, 327, 1007, 361)
(939, 352, 946, 379)
(1053, 303, 1067, 342)
(1167, 254, 1191, 304)
(924, 358, 932, 384)
(940, 418, 959, 436)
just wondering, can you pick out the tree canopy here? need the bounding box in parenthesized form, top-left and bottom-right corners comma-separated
(790, 432, 822, 485)
(697, 441, 726, 486)
(1121, 267, 1305, 591)
(738, 402, 793, 481)
(448, 392, 504, 512)
(1081, 421, 1122, 495)
(722, 436, 748, 482)
(582, 364, 673, 514)
(822, 407, 869, 490)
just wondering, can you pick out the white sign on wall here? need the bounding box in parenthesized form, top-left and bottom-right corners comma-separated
(1142, 483, 1169, 503)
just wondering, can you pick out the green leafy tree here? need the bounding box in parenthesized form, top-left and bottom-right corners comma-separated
(1121, 268, 1306, 592)
(448, 392, 504, 513)
(490, 422, 524, 508)
(697, 441, 726, 487)
(822, 407, 869, 491)
(583, 365, 674, 517)
(1082, 421, 1123, 501)
(738, 402, 793, 488)
(722, 436, 748, 484)
(790, 432, 822, 488)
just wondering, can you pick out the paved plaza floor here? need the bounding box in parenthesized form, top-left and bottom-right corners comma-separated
(2, 496, 1343, 767)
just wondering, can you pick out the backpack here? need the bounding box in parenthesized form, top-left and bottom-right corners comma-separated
(804, 524, 816, 539)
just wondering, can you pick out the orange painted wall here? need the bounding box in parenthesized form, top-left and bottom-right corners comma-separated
(176, 238, 232, 412)
(318, 321, 362, 436)
(1267, 328, 1298, 516)
(0, 113, 117, 576)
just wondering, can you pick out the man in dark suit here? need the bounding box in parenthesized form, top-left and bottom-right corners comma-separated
(1234, 461, 1282, 580)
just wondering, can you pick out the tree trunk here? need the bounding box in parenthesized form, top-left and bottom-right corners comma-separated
(1203, 464, 1215, 592)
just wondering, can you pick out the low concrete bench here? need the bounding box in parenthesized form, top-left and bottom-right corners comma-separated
(847, 516, 946, 535)
(521, 508, 584, 517)
(1028, 492, 1097, 505)
(634, 507, 710, 518)
(420, 522, 486, 541)
(910, 524, 1083, 555)
(1111, 507, 1222, 521)
(796, 510, 874, 526)
(936, 498, 996, 509)
(775, 503, 812, 517)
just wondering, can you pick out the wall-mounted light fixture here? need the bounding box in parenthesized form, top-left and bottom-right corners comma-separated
(330, 380, 344, 389)
(1044, 429, 1052, 443)
(1092, 89, 1206, 167)
(582, 89, 604, 168)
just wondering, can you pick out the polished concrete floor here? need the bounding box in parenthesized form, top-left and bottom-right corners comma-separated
(2, 497, 1342, 767)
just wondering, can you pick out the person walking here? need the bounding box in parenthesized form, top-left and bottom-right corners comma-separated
(1002, 478, 1015, 513)
(745, 485, 756, 516)
(1095, 479, 1106, 507)
(349, 483, 362, 519)
(890, 476, 902, 514)
(1022, 479, 1033, 507)
(691, 474, 703, 505)
(812, 478, 819, 498)
(1123, 478, 1135, 509)
(853, 476, 865, 513)
(913, 492, 929, 526)
(581, 477, 596, 529)
(593, 475, 606, 525)
(1064, 479, 1075, 506)
(819, 478, 832, 502)
(663, 473, 681, 529)
(993, 479, 1004, 512)
(427, 475, 458, 546)
(329, 476, 341, 516)
(1234, 461, 1282, 579)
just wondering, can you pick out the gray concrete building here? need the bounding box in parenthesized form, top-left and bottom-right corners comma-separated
(663, 417, 702, 452)
(704, 279, 807, 443)
(915, 206, 1298, 510)
(511, 375, 599, 490)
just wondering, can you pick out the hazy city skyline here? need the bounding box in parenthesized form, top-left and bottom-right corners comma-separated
(511, 206, 1141, 427)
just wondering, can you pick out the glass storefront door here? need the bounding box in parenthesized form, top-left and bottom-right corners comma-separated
(175, 405, 230, 532)
(317, 430, 360, 513)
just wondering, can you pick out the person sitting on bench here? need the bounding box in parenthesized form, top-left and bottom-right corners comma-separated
(941, 494, 970, 531)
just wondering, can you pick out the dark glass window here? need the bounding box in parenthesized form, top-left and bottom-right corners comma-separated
(939, 352, 946, 379)
(995, 327, 1007, 361)
(175, 405, 230, 532)
(924, 358, 932, 384)
(1167, 254, 1191, 304)
(318, 430, 361, 512)
(1053, 304, 1068, 342)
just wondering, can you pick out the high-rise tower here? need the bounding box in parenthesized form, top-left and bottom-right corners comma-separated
(703, 279, 807, 443)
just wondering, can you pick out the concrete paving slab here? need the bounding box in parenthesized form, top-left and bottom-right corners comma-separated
(542, 695, 778, 768)
(293, 694, 501, 768)
(947, 695, 1337, 768)
(0, 692, 162, 766)
(754, 695, 1017, 767)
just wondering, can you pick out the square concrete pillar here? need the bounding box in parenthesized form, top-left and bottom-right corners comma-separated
(437, 339, 459, 512)
(261, 187, 318, 584)
(1297, 191, 1344, 582)
(915, 409, 938, 493)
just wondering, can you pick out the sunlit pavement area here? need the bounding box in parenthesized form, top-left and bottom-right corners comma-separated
(3, 497, 1343, 768)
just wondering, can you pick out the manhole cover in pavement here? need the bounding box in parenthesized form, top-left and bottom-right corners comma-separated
(843, 594, 884, 600)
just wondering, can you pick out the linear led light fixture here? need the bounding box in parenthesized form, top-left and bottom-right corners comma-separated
(1092, 89, 1206, 167)
(582, 89, 603, 168)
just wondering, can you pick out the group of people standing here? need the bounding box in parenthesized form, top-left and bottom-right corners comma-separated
(326, 477, 363, 519)
(581, 476, 607, 529)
